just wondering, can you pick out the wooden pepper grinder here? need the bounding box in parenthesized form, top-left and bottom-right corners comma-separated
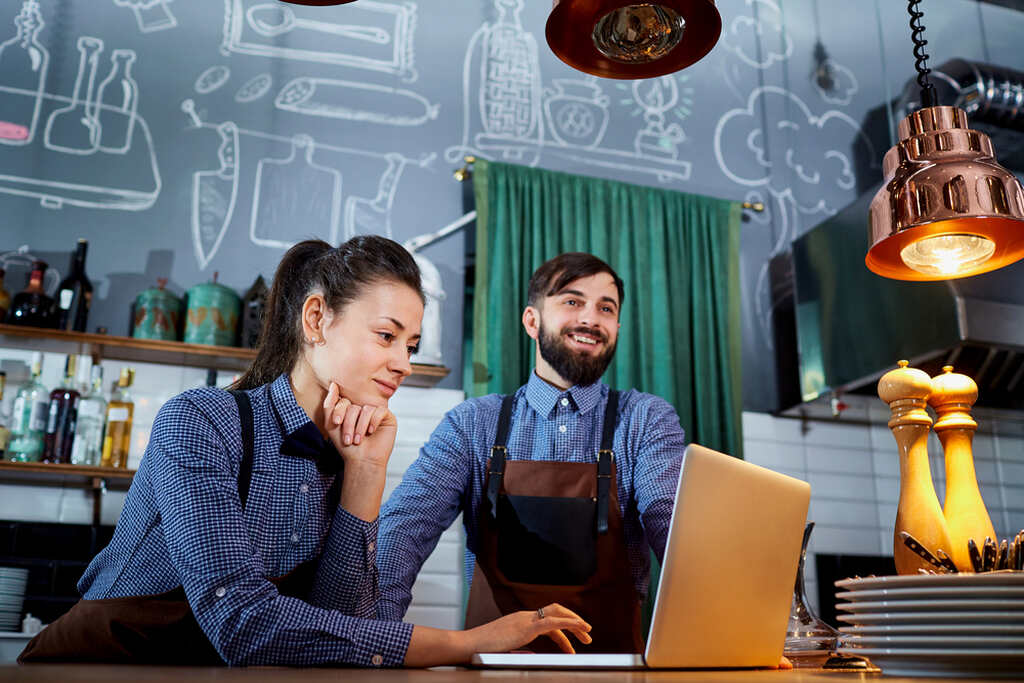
(878, 360, 952, 575)
(929, 365, 996, 573)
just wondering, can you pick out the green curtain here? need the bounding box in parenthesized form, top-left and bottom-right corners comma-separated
(468, 159, 743, 458)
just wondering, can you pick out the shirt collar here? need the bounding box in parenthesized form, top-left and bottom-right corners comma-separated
(268, 373, 312, 437)
(524, 370, 605, 419)
(268, 373, 343, 475)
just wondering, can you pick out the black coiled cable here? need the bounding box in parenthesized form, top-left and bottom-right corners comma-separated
(907, 0, 937, 107)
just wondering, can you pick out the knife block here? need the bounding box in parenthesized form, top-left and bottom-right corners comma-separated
(930, 366, 996, 573)
(878, 361, 952, 575)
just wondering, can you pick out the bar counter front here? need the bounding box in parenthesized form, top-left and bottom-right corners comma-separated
(0, 664, 1001, 682)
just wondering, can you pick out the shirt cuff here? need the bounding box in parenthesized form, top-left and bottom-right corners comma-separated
(330, 506, 379, 561)
(331, 612, 414, 667)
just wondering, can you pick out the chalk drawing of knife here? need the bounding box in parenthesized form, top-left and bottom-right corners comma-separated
(184, 101, 239, 270)
(275, 77, 439, 127)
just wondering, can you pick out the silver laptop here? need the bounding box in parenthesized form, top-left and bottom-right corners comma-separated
(471, 443, 811, 670)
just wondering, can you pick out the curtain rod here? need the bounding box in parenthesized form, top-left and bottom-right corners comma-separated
(452, 155, 765, 212)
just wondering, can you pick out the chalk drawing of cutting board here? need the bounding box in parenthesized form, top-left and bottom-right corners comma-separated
(249, 134, 341, 249)
(222, 0, 417, 82)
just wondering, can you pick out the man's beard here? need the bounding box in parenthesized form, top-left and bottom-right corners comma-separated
(537, 322, 616, 387)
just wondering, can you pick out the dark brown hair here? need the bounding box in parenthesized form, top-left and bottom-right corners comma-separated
(526, 252, 625, 310)
(232, 236, 423, 390)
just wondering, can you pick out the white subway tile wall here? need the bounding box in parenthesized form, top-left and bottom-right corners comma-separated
(0, 349, 467, 630)
(742, 400, 1024, 617)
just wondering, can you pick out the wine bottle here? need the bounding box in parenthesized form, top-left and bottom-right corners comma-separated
(42, 354, 80, 463)
(6, 260, 54, 327)
(0, 268, 11, 320)
(101, 368, 134, 468)
(8, 352, 48, 462)
(0, 0, 49, 146)
(71, 365, 105, 466)
(55, 239, 92, 332)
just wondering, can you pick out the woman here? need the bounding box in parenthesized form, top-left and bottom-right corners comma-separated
(20, 236, 590, 667)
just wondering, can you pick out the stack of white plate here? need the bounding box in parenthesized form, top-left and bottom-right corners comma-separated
(835, 572, 1024, 678)
(0, 568, 28, 632)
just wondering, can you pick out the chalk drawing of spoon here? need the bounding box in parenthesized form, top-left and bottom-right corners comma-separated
(246, 4, 390, 44)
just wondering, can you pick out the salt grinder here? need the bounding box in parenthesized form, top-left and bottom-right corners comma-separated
(878, 360, 952, 575)
(929, 365, 995, 573)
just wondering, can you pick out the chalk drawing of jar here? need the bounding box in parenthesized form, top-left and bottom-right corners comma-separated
(543, 78, 609, 149)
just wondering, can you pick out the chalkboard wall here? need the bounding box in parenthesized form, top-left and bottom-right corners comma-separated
(2, 0, 1023, 406)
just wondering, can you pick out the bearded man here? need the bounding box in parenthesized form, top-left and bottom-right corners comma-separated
(377, 253, 687, 654)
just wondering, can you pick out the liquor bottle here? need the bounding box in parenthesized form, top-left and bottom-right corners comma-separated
(0, 371, 10, 458)
(42, 354, 80, 463)
(8, 352, 48, 462)
(101, 368, 134, 468)
(70, 365, 105, 466)
(0, 268, 11, 320)
(0, 0, 49, 146)
(54, 239, 92, 332)
(6, 260, 54, 327)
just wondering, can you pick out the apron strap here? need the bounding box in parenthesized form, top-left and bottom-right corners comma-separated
(596, 390, 619, 535)
(229, 389, 256, 509)
(486, 395, 515, 517)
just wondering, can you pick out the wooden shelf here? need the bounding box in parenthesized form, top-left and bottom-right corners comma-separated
(0, 461, 134, 489)
(0, 324, 450, 387)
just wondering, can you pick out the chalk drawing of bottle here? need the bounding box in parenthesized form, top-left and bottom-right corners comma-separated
(632, 76, 684, 161)
(475, 0, 542, 161)
(0, 0, 49, 145)
(45, 36, 104, 155)
(96, 49, 138, 154)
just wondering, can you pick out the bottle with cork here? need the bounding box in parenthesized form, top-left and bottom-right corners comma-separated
(101, 368, 134, 468)
(878, 360, 952, 575)
(929, 365, 996, 573)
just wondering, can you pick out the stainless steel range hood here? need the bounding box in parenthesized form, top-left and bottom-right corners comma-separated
(788, 189, 1024, 411)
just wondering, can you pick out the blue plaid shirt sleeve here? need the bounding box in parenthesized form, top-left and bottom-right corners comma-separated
(625, 395, 686, 562)
(147, 394, 412, 667)
(376, 407, 473, 621)
(309, 509, 380, 616)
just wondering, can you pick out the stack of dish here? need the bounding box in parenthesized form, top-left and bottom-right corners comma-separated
(0, 567, 28, 632)
(835, 572, 1024, 677)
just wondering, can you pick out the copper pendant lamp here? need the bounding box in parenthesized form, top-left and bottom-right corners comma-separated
(546, 0, 721, 79)
(867, 1, 1024, 281)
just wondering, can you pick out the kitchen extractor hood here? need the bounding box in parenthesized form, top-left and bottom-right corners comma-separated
(784, 189, 1024, 411)
(771, 59, 1024, 412)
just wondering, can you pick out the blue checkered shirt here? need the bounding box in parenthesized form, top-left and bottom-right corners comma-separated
(78, 373, 412, 667)
(377, 372, 686, 621)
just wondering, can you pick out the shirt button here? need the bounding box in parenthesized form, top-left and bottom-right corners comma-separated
(371, 654, 384, 667)
(368, 541, 377, 553)
(560, 398, 569, 407)
(558, 425, 567, 433)
(299, 483, 309, 494)
(214, 587, 227, 598)
(290, 533, 300, 543)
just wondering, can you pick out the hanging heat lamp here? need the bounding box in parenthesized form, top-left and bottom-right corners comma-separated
(866, 1, 1024, 281)
(546, 0, 721, 79)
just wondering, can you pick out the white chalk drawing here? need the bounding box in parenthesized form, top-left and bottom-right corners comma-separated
(0, 16, 159, 211)
(183, 103, 434, 267)
(446, 0, 691, 184)
(113, 0, 177, 33)
(0, 0, 48, 147)
(222, 0, 418, 82)
(275, 77, 439, 126)
(234, 73, 272, 103)
(182, 101, 239, 271)
(195, 65, 231, 95)
(812, 58, 858, 106)
(403, 211, 477, 366)
(250, 134, 342, 249)
(0, 246, 60, 294)
(720, 0, 792, 70)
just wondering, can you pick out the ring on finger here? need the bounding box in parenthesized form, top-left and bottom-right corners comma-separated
(537, 607, 545, 620)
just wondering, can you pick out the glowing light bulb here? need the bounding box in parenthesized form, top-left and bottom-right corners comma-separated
(592, 4, 685, 64)
(900, 233, 996, 277)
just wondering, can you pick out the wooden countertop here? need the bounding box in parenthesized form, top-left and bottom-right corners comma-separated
(0, 665, 997, 682)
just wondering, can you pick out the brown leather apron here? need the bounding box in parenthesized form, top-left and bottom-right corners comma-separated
(19, 390, 337, 665)
(464, 391, 644, 654)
